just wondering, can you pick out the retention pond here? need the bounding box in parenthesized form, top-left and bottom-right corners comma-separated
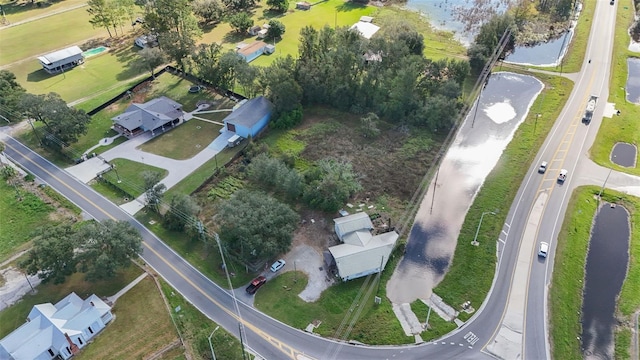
(581, 203, 630, 360)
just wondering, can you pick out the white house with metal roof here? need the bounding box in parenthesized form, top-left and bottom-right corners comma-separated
(0, 292, 113, 360)
(37, 46, 85, 75)
(329, 212, 398, 281)
(349, 20, 380, 40)
(111, 96, 184, 138)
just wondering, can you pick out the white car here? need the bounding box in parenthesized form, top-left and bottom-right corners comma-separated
(538, 242, 549, 258)
(538, 161, 548, 174)
(557, 169, 568, 183)
(270, 259, 286, 272)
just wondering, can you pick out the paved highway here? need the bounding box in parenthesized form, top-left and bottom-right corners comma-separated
(0, 2, 628, 359)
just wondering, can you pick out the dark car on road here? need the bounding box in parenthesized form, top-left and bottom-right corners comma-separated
(246, 276, 267, 295)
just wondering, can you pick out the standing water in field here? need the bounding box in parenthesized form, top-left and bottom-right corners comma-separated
(387, 72, 543, 304)
(581, 204, 630, 360)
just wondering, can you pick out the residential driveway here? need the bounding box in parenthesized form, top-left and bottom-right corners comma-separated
(65, 122, 235, 190)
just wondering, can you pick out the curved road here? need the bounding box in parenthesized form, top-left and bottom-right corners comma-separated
(0, 2, 632, 359)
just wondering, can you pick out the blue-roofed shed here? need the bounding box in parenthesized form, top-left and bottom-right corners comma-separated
(223, 96, 274, 138)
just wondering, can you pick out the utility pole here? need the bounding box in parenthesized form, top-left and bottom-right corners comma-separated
(424, 299, 432, 330)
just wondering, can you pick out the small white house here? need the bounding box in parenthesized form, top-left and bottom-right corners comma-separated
(350, 21, 380, 39)
(0, 293, 113, 360)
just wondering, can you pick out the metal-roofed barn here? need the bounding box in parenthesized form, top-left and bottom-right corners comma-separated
(222, 96, 274, 138)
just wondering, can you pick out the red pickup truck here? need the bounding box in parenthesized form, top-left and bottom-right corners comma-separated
(246, 276, 267, 295)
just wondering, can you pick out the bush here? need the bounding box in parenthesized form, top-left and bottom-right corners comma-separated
(272, 106, 303, 130)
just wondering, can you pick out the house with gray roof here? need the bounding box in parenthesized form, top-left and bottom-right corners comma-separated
(328, 212, 398, 281)
(222, 96, 273, 138)
(112, 96, 184, 138)
(38, 46, 85, 75)
(0, 292, 113, 360)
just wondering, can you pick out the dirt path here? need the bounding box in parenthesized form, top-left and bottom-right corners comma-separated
(0, 2, 88, 30)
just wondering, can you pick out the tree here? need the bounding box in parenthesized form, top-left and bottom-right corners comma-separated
(360, 112, 380, 138)
(228, 12, 253, 34)
(221, 0, 255, 12)
(87, 0, 115, 37)
(303, 158, 362, 212)
(266, 19, 285, 40)
(20, 224, 78, 284)
(266, 0, 288, 13)
(247, 153, 302, 198)
(468, 13, 515, 73)
(217, 190, 299, 263)
(18, 93, 90, 146)
(142, 171, 166, 212)
(0, 70, 26, 123)
(143, 0, 202, 71)
(259, 55, 302, 117)
(234, 60, 259, 98)
(164, 193, 200, 231)
(192, 0, 225, 24)
(75, 220, 143, 281)
(135, 47, 166, 78)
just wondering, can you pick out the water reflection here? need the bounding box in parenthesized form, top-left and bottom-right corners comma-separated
(386, 72, 543, 303)
(581, 204, 630, 360)
(625, 58, 640, 103)
(505, 30, 573, 67)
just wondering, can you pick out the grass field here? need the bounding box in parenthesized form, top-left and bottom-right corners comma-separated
(410, 300, 457, 341)
(0, 265, 142, 339)
(0, 0, 88, 24)
(139, 120, 223, 160)
(433, 72, 574, 320)
(590, 1, 640, 176)
(0, 181, 54, 262)
(0, 6, 106, 66)
(159, 280, 245, 360)
(255, 248, 412, 345)
(92, 158, 168, 201)
(74, 276, 180, 360)
(135, 210, 255, 288)
(7, 47, 145, 102)
(549, 187, 640, 360)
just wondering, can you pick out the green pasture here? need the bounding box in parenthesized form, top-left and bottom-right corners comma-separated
(0, 6, 106, 66)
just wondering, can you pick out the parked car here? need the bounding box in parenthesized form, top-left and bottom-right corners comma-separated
(538, 242, 549, 258)
(557, 169, 568, 183)
(538, 161, 548, 174)
(245, 276, 266, 294)
(270, 259, 286, 272)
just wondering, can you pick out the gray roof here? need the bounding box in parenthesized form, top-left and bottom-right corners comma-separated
(112, 96, 183, 131)
(223, 96, 273, 129)
(334, 212, 373, 240)
(37, 46, 83, 65)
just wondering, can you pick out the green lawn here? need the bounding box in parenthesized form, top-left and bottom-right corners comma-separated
(0, 0, 88, 24)
(135, 210, 254, 287)
(93, 158, 168, 201)
(159, 280, 245, 360)
(433, 72, 574, 320)
(139, 120, 222, 160)
(201, 0, 375, 67)
(410, 300, 457, 341)
(165, 143, 246, 197)
(0, 181, 53, 262)
(255, 248, 412, 345)
(590, 1, 640, 176)
(0, 6, 107, 66)
(0, 265, 143, 338)
(7, 47, 145, 102)
(549, 187, 640, 360)
(75, 276, 179, 360)
(146, 72, 235, 112)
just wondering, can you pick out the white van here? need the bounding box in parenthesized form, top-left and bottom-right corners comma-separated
(227, 134, 243, 148)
